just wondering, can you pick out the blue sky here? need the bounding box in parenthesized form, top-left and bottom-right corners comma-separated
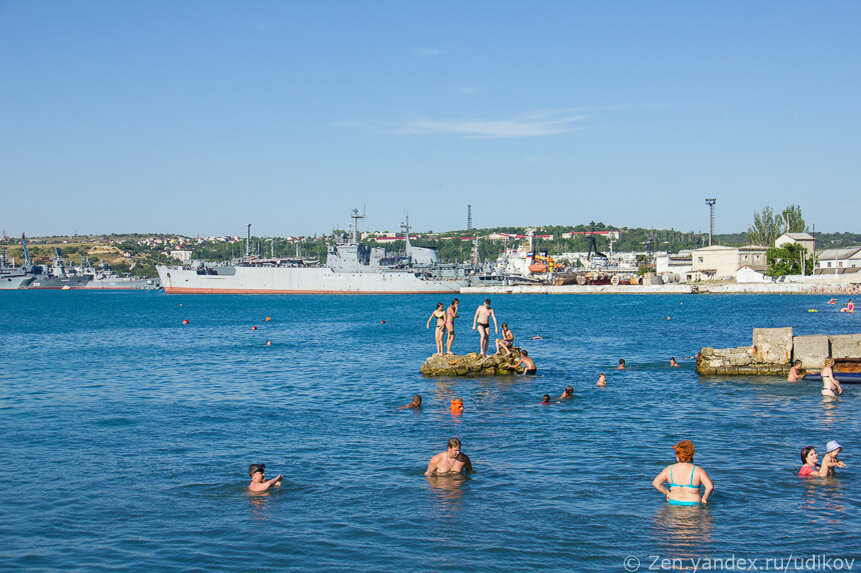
(1, 1, 859, 238)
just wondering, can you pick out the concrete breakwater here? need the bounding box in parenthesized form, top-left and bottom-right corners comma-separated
(696, 327, 861, 375)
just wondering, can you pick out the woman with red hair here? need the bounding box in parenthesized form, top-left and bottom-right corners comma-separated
(652, 440, 714, 506)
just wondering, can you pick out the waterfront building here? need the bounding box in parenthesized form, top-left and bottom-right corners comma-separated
(815, 247, 861, 275)
(775, 232, 815, 255)
(689, 245, 767, 281)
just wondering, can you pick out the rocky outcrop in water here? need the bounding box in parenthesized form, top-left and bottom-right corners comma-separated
(420, 350, 524, 376)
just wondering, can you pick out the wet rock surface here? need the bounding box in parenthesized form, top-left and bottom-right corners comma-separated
(420, 349, 524, 376)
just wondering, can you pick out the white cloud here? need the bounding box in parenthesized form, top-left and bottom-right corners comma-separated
(412, 47, 442, 56)
(378, 112, 586, 139)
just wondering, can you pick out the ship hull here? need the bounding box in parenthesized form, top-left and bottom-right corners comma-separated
(84, 278, 160, 290)
(0, 275, 35, 289)
(27, 276, 92, 289)
(158, 266, 464, 294)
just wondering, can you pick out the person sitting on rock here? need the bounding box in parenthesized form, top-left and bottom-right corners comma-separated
(495, 323, 515, 356)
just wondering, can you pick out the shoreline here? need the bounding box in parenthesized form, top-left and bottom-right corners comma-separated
(461, 282, 859, 295)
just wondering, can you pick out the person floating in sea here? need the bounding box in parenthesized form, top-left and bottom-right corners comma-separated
(518, 350, 536, 375)
(445, 298, 459, 355)
(651, 440, 714, 506)
(472, 298, 498, 356)
(425, 437, 473, 476)
(828, 298, 837, 304)
(820, 358, 843, 397)
(669, 357, 679, 367)
(450, 397, 464, 415)
(399, 395, 422, 410)
(426, 302, 446, 356)
(596, 373, 607, 387)
(617, 359, 626, 370)
(495, 322, 515, 356)
(787, 360, 804, 382)
(559, 385, 574, 399)
(541, 394, 552, 405)
(247, 463, 283, 492)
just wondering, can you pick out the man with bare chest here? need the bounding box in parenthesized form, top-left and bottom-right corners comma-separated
(425, 437, 473, 475)
(472, 298, 498, 356)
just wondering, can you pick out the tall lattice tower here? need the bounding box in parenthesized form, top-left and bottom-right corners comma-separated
(467, 204, 472, 231)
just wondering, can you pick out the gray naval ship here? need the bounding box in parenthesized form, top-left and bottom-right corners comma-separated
(0, 246, 36, 289)
(157, 210, 474, 294)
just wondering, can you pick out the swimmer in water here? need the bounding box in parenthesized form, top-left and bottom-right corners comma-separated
(541, 394, 552, 404)
(559, 385, 574, 399)
(596, 373, 607, 387)
(820, 358, 842, 396)
(518, 350, 536, 375)
(669, 357, 678, 367)
(787, 360, 804, 382)
(823, 441, 846, 476)
(617, 358, 626, 370)
(651, 440, 714, 506)
(450, 397, 464, 414)
(425, 437, 473, 476)
(247, 463, 282, 492)
(399, 394, 422, 410)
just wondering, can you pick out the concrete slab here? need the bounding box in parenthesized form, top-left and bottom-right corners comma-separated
(792, 335, 831, 369)
(753, 327, 793, 364)
(829, 334, 861, 359)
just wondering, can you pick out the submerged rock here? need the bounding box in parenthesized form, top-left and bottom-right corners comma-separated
(420, 350, 524, 376)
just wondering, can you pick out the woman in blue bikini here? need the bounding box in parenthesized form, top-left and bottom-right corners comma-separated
(652, 440, 714, 506)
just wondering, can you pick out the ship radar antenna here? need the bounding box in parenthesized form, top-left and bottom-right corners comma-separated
(401, 212, 413, 256)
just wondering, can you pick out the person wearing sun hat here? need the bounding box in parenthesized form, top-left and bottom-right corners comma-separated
(822, 441, 846, 476)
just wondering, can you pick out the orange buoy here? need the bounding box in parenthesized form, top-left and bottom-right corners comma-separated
(265, 317, 271, 321)
(666, 316, 671, 320)
(181, 319, 189, 325)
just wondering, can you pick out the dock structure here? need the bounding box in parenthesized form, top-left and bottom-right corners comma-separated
(696, 328, 861, 375)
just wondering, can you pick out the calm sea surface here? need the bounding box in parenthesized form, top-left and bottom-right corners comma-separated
(1, 292, 858, 571)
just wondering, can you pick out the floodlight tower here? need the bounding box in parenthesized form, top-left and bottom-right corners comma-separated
(705, 198, 716, 246)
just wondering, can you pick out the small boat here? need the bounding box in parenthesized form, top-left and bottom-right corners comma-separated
(802, 372, 861, 384)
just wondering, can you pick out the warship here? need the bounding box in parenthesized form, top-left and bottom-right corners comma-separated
(157, 210, 473, 294)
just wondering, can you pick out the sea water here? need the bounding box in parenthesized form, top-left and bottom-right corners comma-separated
(0, 291, 858, 571)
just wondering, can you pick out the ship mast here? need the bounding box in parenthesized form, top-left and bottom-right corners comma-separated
(350, 208, 366, 244)
(402, 212, 412, 258)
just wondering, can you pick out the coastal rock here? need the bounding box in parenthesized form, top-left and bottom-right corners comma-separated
(420, 350, 524, 376)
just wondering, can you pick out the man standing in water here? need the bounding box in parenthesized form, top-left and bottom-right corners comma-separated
(472, 298, 498, 356)
(445, 298, 459, 355)
(425, 437, 473, 475)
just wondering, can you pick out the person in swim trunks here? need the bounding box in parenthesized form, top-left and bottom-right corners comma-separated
(248, 463, 283, 492)
(426, 302, 446, 356)
(651, 440, 714, 506)
(472, 298, 498, 356)
(444, 298, 459, 355)
(518, 350, 536, 375)
(425, 437, 473, 476)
